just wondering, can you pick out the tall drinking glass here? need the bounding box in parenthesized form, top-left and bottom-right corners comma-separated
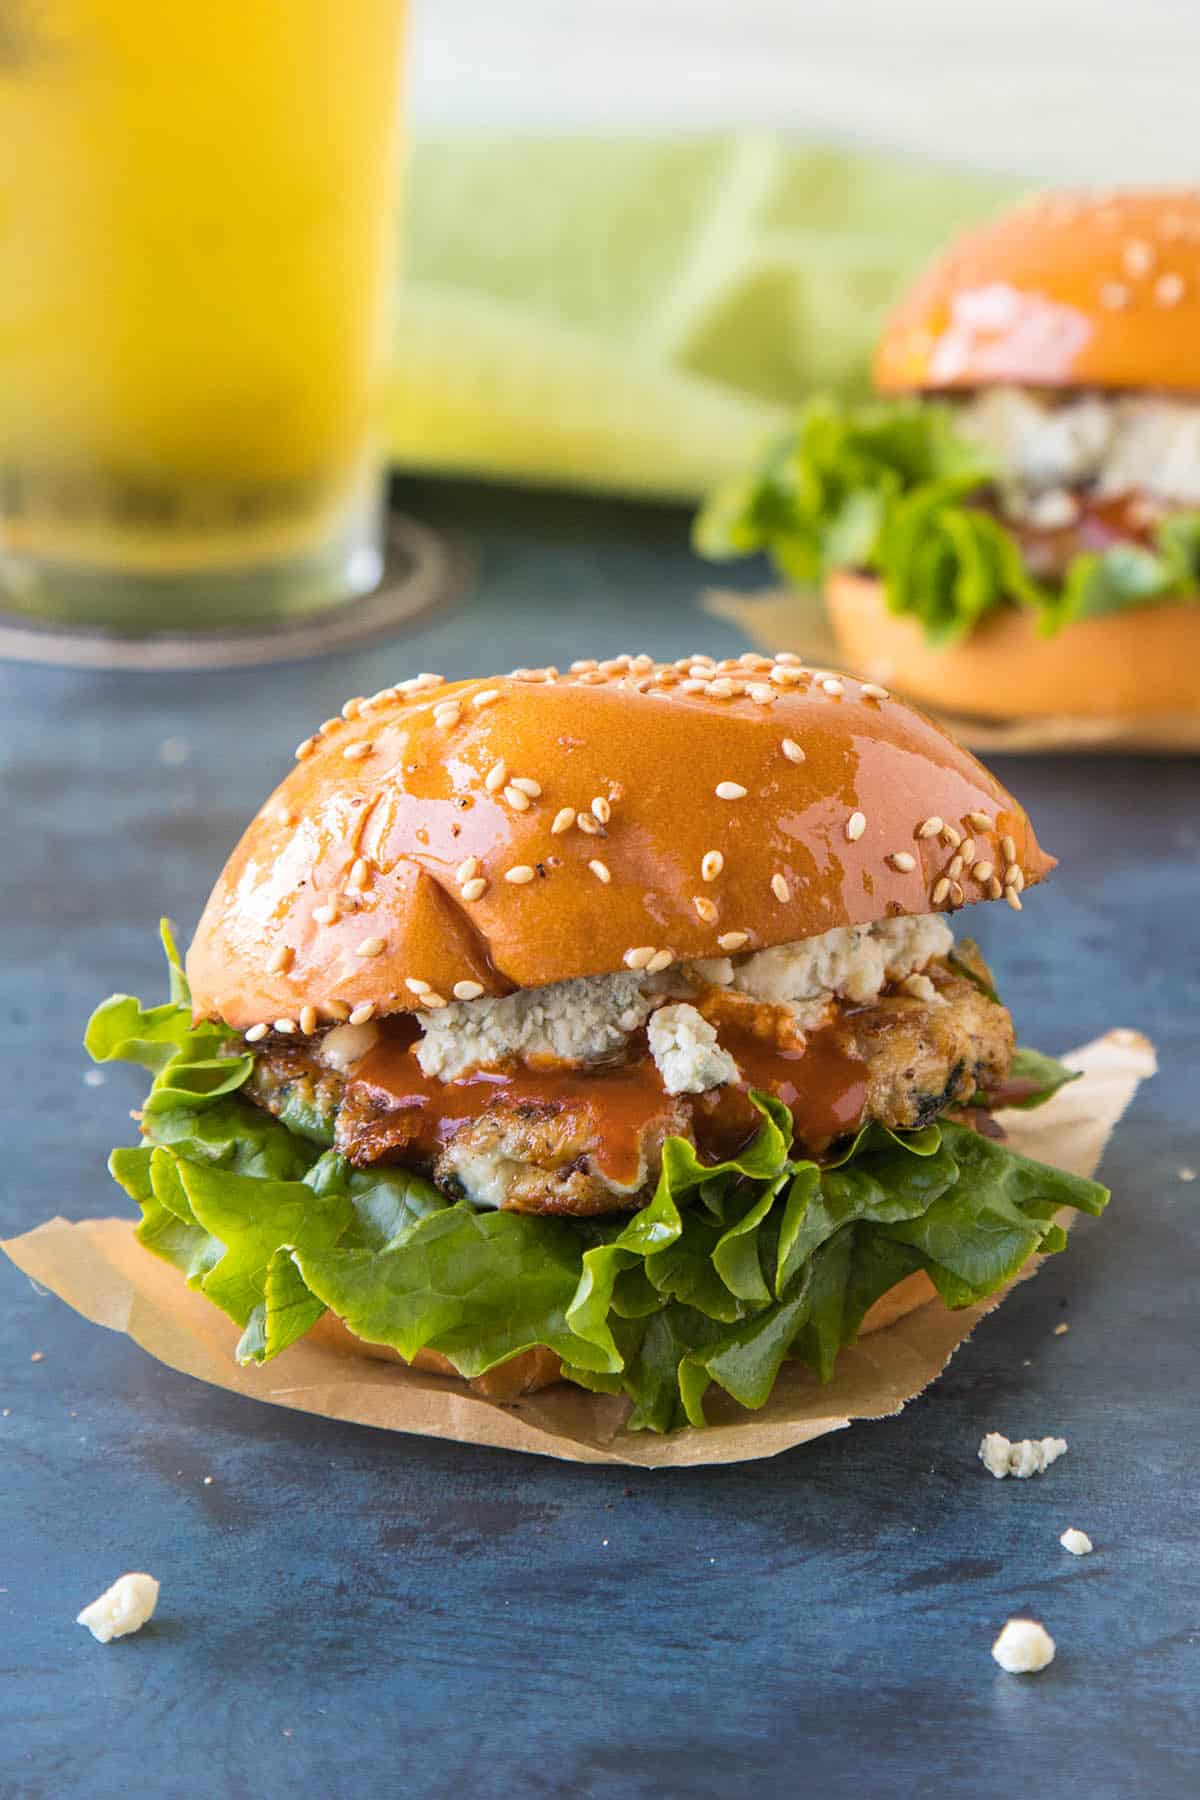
(0, 0, 407, 633)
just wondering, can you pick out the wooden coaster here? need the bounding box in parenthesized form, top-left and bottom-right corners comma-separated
(0, 514, 467, 671)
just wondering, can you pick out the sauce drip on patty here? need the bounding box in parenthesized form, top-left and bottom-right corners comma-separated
(346, 1011, 869, 1183)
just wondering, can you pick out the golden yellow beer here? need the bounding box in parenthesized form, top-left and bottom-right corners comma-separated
(0, 0, 406, 627)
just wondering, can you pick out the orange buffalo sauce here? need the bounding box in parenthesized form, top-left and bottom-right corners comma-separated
(694, 1021, 868, 1160)
(345, 1008, 869, 1186)
(350, 1020, 671, 1188)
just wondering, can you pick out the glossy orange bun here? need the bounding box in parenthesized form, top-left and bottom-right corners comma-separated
(876, 189, 1200, 394)
(186, 659, 1055, 1032)
(826, 572, 1200, 721)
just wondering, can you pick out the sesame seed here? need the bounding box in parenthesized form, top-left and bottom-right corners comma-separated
(551, 808, 576, 835)
(748, 684, 775, 704)
(504, 785, 532, 812)
(423, 991, 449, 1009)
(1005, 886, 1023, 912)
(949, 880, 965, 906)
(602, 656, 632, 674)
(267, 945, 294, 975)
(413, 672, 444, 691)
(588, 859, 611, 883)
(245, 1023, 269, 1043)
(294, 736, 318, 761)
(972, 860, 994, 882)
(405, 977, 431, 994)
(348, 1002, 376, 1026)
(1010, 865, 1026, 893)
(967, 811, 993, 830)
(646, 948, 674, 974)
(485, 760, 508, 792)
(917, 816, 943, 839)
(1004, 863, 1022, 889)
(342, 740, 373, 761)
(624, 946, 657, 970)
(860, 682, 889, 701)
(681, 678, 706, 694)
(693, 895, 719, 923)
(312, 903, 338, 926)
(570, 659, 598, 673)
(715, 781, 747, 800)
(472, 688, 501, 709)
(453, 981, 484, 1002)
(511, 777, 542, 798)
(781, 738, 806, 764)
(705, 678, 736, 699)
(272, 806, 296, 826)
(356, 936, 386, 958)
(770, 664, 804, 685)
(299, 1005, 318, 1036)
(591, 795, 612, 823)
(718, 931, 749, 952)
(947, 854, 965, 879)
(688, 663, 713, 679)
(846, 811, 866, 841)
(941, 824, 962, 848)
(931, 877, 951, 906)
(274, 1018, 297, 1035)
(959, 837, 976, 864)
(348, 857, 370, 890)
(988, 876, 1003, 900)
(701, 850, 724, 882)
(505, 865, 535, 884)
(577, 670, 607, 685)
(577, 812, 602, 836)
(771, 874, 790, 903)
(889, 851, 917, 872)
(319, 717, 341, 736)
(901, 973, 937, 1001)
(1123, 238, 1155, 277)
(342, 698, 365, 720)
(326, 1001, 351, 1022)
(456, 856, 480, 883)
(434, 703, 462, 729)
(1155, 272, 1186, 306)
(1000, 834, 1017, 864)
(1099, 280, 1130, 309)
(460, 877, 487, 901)
(821, 678, 845, 696)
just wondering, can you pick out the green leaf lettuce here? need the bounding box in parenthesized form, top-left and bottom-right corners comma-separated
(694, 396, 1200, 643)
(85, 928, 1108, 1431)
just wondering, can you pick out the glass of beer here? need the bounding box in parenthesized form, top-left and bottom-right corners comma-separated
(0, 1, 407, 633)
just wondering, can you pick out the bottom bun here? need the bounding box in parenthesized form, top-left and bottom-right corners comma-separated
(304, 1270, 939, 1401)
(306, 1312, 564, 1401)
(826, 571, 1200, 721)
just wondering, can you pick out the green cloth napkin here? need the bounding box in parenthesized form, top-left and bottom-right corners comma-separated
(386, 132, 1018, 501)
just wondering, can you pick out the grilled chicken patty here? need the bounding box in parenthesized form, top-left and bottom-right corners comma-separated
(836, 969, 1013, 1133)
(245, 952, 1013, 1215)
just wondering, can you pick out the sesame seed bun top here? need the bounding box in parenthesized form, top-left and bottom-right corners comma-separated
(875, 189, 1200, 395)
(185, 657, 1056, 1033)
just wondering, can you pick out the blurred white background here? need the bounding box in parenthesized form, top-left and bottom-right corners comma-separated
(409, 0, 1197, 183)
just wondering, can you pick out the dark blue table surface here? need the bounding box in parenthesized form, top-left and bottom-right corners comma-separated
(2, 481, 1197, 1800)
